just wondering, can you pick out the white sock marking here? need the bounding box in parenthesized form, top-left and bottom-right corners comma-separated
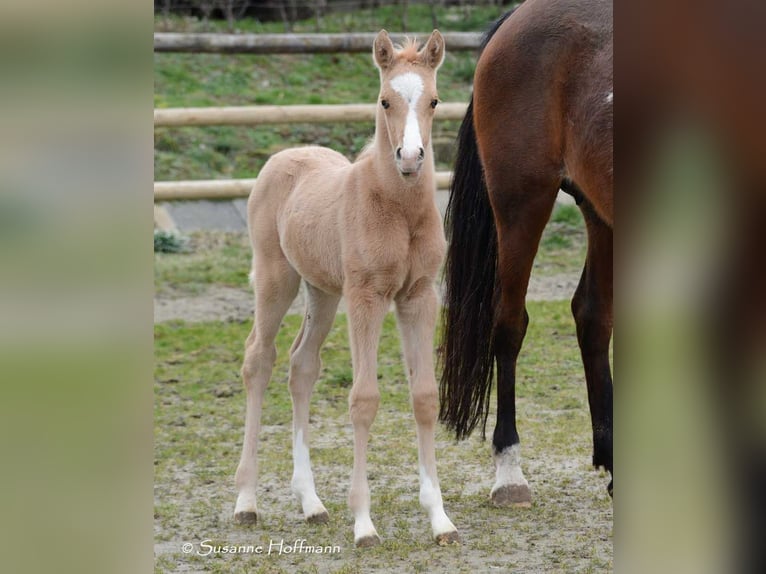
(353, 510, 378, 541)
(419, 466, 456, 536)
(291, 429, 325, 517)
(234, 491, 258, 515)
(493, 444, 528, 488)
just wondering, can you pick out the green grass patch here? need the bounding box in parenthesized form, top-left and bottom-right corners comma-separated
(154, 300, 611, 572)
(551, 204, 582, 226)
(534, 205, 587, 276)
(153, 5, 515, 183)
(154, 221, 586, 298)
(154, 232, 251, 296)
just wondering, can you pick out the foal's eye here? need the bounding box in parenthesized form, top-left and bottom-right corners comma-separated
(430, 99, 439, 109)
(381, 99, 390, 109)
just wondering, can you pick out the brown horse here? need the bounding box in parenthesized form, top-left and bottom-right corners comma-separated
(439, 0, 613, 504)
(233, 30, 459, 547)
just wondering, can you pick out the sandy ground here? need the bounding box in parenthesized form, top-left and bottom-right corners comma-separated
(154, 270, 613, 573)
(154, 274, 579, 324)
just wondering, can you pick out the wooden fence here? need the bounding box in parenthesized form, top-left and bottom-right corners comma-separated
(154, 102, 467, 127)
(154, 102, 465, 201)
(154, 32, 483, 54)
(155, 171, 454, 201)
(154, 32, 473, 209)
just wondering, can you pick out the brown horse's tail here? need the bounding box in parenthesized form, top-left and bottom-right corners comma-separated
(438, 9, 515, 441)
(438, 94, 498, 441)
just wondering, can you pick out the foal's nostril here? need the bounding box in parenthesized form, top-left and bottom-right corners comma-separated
(418, 147, 425, 160)
(395, 147, 402, 160)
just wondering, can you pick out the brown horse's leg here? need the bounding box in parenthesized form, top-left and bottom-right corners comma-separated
(488, 177, 559, 507)
(395, 281, 459, 544)
(571, 201, 614, 496)
(288, 283, 340, 523)
(234, 255, 300, 524)
(345, 286, 389, 547)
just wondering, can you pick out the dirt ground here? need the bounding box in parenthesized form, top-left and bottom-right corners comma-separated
(154, 270, 612, 573)
(153, 274, 580, 324)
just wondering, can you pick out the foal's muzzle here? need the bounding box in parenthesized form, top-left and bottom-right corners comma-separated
(395, 146, 425, 178)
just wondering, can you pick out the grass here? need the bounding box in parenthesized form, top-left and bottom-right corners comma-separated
(536, 205, 586, 274)
(154, 232, 251, 296)
(153, 5, 514, 183)
(155, 202, 586, 298)
(154, 302, 612, 573)
(154, 7, 607, 571)
(153, 216, 604, 573)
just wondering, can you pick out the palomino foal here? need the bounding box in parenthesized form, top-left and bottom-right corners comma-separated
(233, 30, 459, 547)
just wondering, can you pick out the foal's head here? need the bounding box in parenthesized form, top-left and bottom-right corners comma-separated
(372, 29, 445, 181)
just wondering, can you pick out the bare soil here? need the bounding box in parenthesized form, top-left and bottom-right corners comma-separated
(153, 274, 580, 324)
(153, 272, 613, 574)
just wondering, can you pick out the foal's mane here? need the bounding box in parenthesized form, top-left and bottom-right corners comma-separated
(394, 37, 420, 63)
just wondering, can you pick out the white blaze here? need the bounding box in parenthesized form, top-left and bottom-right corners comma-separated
(390, 72, 424, 156)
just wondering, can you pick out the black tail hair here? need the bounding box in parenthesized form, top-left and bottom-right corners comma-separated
(438, 10, 515, 441)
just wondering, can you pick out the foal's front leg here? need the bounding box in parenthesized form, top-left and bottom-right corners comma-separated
(346, 286, 389, 547)
(396, 281, 459, 544)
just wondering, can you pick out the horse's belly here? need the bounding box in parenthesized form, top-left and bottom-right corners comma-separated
(278, 181, 345, 295)
(285, 243, 344, 295)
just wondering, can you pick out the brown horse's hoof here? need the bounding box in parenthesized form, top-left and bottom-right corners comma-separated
(355, 534, 381, 548)
(306, 511, 330, 524)
(234, 511, 258, 525)
(435, 530, 460, 546)
(491, 484, 532, 508)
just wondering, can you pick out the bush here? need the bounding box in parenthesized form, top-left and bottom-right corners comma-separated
(154, 230, 189, 253)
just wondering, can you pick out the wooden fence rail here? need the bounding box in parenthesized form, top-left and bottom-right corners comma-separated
(155, 102, 468, 127)
(154, 32, 483, 54)
(154, 171, 453, 201)
(153, 102, 463, 200)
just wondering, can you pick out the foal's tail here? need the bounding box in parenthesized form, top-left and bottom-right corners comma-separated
(438, 94, 498, 441)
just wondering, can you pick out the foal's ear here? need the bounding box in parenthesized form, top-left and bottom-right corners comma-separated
(419, 29, 445, 70)
(373, 29, 395, 71)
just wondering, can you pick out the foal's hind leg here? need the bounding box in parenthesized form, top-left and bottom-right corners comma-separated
(288, 283, 340, 523)
(234, 256, 300, 524)
(487, 175, 559, 507)
(571, 201, 613, 495)
(395, 281, 459, 544)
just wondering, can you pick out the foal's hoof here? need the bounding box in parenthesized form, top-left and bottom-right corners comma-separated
(435, 530, 460, 546)
(234, 511, 258, 525)
(607, 479, 613, 498)
(306, 511, 330, 524)
(355, 534, 381, 548)
(491, 484, 532, 508)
